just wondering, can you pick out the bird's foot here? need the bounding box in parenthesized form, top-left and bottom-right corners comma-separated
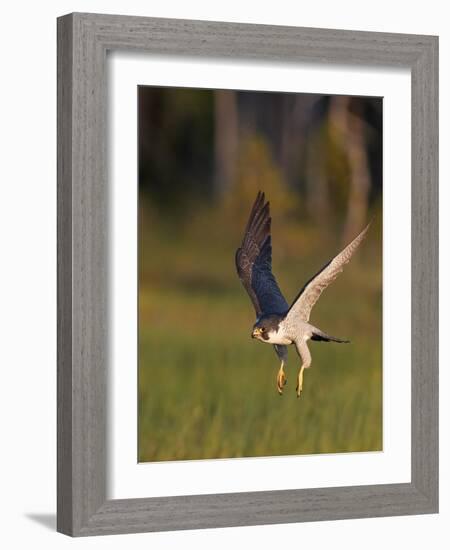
(276, 369, 287, 395)
(296, 366, 305, 398)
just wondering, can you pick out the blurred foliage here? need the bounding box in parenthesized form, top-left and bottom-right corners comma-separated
(139, 86, 214, 209)
(223, 136, 301, 227)
(138, 87, 383, 462)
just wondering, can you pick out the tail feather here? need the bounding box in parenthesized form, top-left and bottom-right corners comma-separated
(311, 329, 350, 344)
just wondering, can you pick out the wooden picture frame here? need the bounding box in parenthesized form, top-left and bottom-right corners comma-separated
(57, 12, 438, 536)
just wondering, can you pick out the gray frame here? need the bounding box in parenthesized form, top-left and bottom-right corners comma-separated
(57, 12, 438, 537)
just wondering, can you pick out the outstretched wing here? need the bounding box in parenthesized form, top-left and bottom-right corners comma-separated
(235, 192, 288, 317)
(285, 223, 370, 324)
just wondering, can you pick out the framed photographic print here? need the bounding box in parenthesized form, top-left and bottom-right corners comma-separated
(57, 13, 438, 536)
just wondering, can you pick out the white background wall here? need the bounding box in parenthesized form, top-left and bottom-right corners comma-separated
(0, 1, 446, 548)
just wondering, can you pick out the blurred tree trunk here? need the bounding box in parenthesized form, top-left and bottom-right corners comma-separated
(214, 90, 239, 195)
(279, 95, 319, 189)
(306, 124, 330, 223)
(330, 97, 370, 243)
(279, 95, 331, 224)
(279, 95, 296, 180)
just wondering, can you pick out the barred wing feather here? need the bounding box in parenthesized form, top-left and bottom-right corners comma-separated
(285, 224, 370, 324)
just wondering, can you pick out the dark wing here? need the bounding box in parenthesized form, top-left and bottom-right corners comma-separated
(285, 223, 370, 324)
(235, 192, 288, 317)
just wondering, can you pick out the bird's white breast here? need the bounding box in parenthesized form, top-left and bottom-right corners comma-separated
(265, 326, 292, 345)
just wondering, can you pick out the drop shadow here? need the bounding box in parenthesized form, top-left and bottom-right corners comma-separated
(25, 513, 56, 531)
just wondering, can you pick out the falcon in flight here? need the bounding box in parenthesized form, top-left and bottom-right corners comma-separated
(235, 192, 370, 397)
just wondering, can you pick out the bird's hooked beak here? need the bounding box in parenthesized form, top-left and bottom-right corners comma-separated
(252, 327, 262, 339)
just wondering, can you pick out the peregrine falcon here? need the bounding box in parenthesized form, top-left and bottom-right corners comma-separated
(235, 191, 370, 397)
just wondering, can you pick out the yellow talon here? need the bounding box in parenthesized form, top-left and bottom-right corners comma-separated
(296, 365, 305, 398)
(276, 363, 287, 395)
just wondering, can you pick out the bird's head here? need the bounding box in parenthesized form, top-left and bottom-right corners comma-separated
(251, 324, 269, 341)
(251, 315, 282, 342)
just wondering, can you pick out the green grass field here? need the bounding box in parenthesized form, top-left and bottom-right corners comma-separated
(138, 194, 382, 462)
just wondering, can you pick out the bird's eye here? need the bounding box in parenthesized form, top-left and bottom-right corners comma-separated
(260, 327, 265, 332)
